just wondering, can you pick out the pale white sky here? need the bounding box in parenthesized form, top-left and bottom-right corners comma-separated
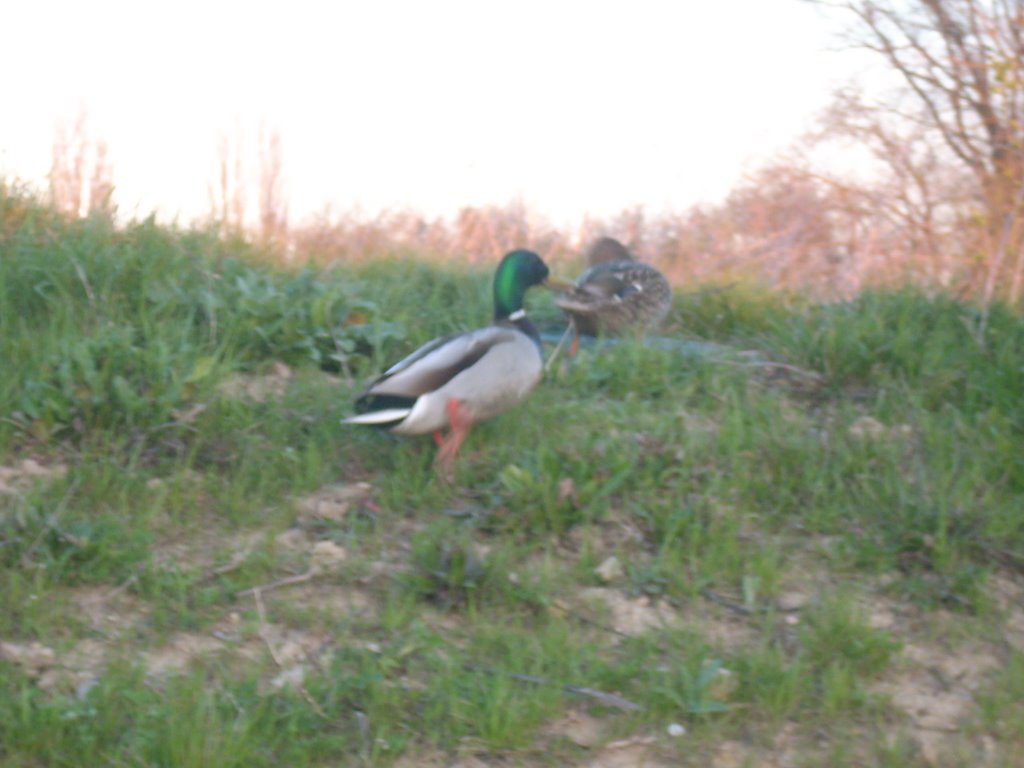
(1, 1, 862, 228)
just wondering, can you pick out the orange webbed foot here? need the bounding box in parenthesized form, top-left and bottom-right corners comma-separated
(568, 333, 581, 358)
(434, 399, 473, 481)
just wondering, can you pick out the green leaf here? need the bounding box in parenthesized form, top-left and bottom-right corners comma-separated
(185, 355, 218, 384)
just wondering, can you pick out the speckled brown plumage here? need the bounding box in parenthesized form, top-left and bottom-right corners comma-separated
(554, 237, 672, 336)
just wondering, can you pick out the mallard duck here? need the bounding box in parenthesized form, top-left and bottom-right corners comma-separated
(553, 237, 672, 352)
(343, 249, 556, 477)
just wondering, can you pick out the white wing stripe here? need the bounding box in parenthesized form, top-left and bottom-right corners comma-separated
(342, 408, 412, 425)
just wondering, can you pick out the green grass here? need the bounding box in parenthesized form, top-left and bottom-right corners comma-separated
(1, 183, 1022, 765)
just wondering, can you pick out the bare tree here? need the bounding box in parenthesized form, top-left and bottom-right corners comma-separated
(816, 0, 1024, 302)
(453, 203, 535, 263)
(206, 124, 290, 252)
(88, 139, 114, 214)
(208, 125, 247, 233)
(49, 108, 114, 218)
(258, 124, 289, 249)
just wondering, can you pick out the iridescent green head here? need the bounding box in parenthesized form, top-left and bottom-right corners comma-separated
(493, 249, 550, 319)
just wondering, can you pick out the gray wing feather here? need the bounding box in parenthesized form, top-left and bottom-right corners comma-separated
(364, 327, 517, 398)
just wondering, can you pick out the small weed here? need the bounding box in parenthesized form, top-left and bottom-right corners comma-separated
(975, 651, 1024, 744)
(406, 524, 492, 609)
(733, 644, 811, 722)
(402, 522, 540, 611)
(650, 656, 735, 716)
(800, 596, 900, 678)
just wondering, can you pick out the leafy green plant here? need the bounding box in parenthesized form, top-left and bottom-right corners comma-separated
(800, 596, 900, 678)
(12, 324, 201, 438)
(404, 523, 512, 610)
(976, 651, 1024, 744)
(651, 656, 736, 716)
(196, 262, 405, 371)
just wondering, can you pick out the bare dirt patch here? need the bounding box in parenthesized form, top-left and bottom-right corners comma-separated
(3, 635, 110, 698)
(263, 579, 375, 621)
(564, 508, 649, 558)
(709, 723, 802, 768)
(577, 588, 681, 637)
(846, 415, 915, 442)
(543, 710, 608, 749)
(593, 555, 625, 584)
(0, 458, 67, 496)
(392, 753, 498, 768)
(581, 734, 669, 768)
(693, 608, 759, 655)
(294, 481, 374, 525)
(250, 621, 332, 665)
(13, 586, 150, 695)
(66, 585, 150, 637)
(0, 639, 56, 676)
(874, 634, 1001, 763)
(989, 570, 1024, 652)
(143, 632, 228, 676)
(151, 524, 267, 575)
(218, 361, 293, 402)
(37, 638, 108, 695)
(132, 610, 335, 686)
(859, 592, 907, 632)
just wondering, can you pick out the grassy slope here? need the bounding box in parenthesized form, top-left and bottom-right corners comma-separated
(1, 185, 1023, 766)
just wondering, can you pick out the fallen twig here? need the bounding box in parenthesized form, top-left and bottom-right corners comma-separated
(544, 322, 573, 374)
(700, 588, 754, 616)
(716, 359, 825, 381)
(235, 570, 314, 598)
(251, 586, 328, 719)
(105, 566, 144, 598)
(18, 478, 81, 568)
(253, 587, 283, 667)
(977, 541, 1024, 572)
(205, 558, 247, 580)
(354, 710, 371, 764)
(561, 607, 634, 640)
(466, 664, 641, 712)
(200, 550, 251, 583)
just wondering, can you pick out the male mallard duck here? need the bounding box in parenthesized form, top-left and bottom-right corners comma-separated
(553, 237, 672, 352)
(343, 249, 555, 477)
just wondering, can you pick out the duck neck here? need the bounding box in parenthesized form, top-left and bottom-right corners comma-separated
(500, 307, 542, 349)
(493, 258, 528, 320)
